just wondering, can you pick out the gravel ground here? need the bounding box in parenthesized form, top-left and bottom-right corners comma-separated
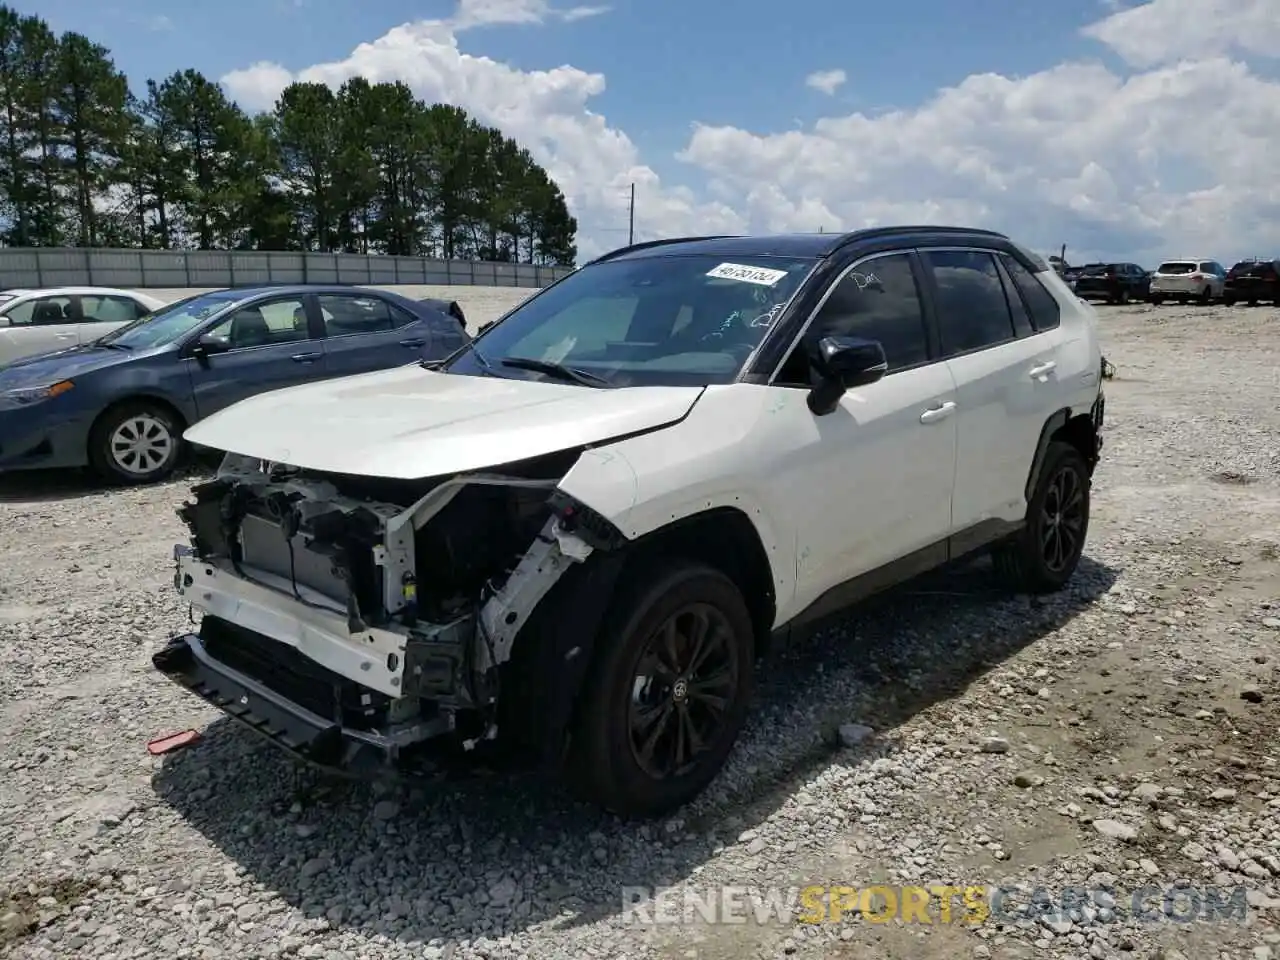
(1, 301, 1278, 960)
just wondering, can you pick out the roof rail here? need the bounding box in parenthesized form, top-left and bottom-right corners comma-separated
(585, 235, 742, 265)
(830, 224, 1009, 251)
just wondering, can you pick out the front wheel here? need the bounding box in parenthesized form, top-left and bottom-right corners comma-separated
(567, 561, 755, 817)
(88, 401, 184, 485)
(1199, 286, 1212, 305)
(993, 441, 1091, 594)
(1150, 296, 1164, 305)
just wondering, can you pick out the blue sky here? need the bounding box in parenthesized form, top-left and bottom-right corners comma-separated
(18, 0, 1280, 264)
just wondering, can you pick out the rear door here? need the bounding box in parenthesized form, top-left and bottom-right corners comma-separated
(924, 248, 1067, 532)
(315, 292, 436, 377)
(0, 294, 81, 363)
(182, 294, 329, 419)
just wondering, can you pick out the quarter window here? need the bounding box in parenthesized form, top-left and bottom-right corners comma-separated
(924, 250, 1016, 354)
(777, 252, 929, 384)
(999, 254, 1061, 332)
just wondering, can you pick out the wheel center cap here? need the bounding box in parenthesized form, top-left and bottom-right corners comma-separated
(672, 678, 689, 702)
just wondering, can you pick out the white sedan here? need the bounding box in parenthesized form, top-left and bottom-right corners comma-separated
(0, 286, 167, 365)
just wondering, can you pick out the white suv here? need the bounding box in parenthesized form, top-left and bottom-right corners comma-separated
(1148, 259, 1226, 304)
(153, 227, 1105, 816)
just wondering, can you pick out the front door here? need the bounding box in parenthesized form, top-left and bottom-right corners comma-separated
(183, 294, 328, 419)
(764, 250, 959, 612)
(0, 294, 81, 363)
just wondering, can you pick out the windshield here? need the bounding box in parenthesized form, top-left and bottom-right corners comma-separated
(96, 291, 243, 349)
(1157, 262, 1195, 274)
(444, 254, 817, 387)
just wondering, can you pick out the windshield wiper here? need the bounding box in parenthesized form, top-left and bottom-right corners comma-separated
(99, 341, 132, 350)
(499, 356, 614, 388)
(422, 336, 492, 372)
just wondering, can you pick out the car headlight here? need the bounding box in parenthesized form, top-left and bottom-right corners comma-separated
(2, 379, 74, 405)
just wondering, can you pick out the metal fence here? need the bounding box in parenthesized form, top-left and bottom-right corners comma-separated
(0, 248, 576, 291)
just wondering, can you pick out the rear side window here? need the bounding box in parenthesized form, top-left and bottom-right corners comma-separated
(924, 250, 1016, 355)
(999, 254, 1061, 333)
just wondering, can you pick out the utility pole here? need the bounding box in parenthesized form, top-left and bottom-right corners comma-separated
(628, 183, 635, 245)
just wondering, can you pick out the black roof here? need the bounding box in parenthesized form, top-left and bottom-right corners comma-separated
(590, 225, 1011, 265)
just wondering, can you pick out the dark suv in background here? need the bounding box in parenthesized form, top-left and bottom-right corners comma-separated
(1072, 262, 1150, 304)
(1223, 259, 1280, 306)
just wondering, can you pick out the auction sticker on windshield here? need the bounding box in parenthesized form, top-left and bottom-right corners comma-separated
(706, 262, 790, 286)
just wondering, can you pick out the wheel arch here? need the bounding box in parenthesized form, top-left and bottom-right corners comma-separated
(88, 393, 191, 446)
(1026, 406, 1099, 501)
(499, 502, 779, 768)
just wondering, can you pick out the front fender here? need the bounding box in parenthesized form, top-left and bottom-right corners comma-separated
(556, 384, 797, 619)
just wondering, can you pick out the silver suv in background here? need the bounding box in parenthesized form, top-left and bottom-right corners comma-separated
(1148, 260, 1226, 305)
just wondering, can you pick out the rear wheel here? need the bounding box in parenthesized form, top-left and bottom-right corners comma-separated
(1117, 288, 1130, 304)
(993, 441, 1091, 594)
(567, 561, 755, 817)
(88, 401, 184, 485)
(1149, 296, 1164, 305)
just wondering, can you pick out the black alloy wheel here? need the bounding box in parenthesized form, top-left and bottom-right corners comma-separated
(567, 561, 754, 817)
(627, 603, 739, 780)
(1040, 462, 1086, 575)
(993, 440, 1091, 594)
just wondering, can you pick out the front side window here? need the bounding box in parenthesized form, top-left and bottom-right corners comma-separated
(7, 296, 73, 326)
(206, 298, 310, 349)
(924, 249, 1016, 355)
(784, 253, 930, 379)
(446, 254, 816, 387)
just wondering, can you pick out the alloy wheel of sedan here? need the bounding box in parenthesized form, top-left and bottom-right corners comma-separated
(108, 414, 175, 476)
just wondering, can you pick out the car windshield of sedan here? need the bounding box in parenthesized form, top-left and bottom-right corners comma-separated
(95, 291, 245, 349)
(445, 253, 817, 387)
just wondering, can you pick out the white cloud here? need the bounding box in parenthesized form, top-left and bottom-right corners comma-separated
(219, 11, 741, 261)
(220, 0, 1280, 266)
(1082, 0, 1280, 67)
(450, 0, 609, 31)
(804, 69, 846, 96)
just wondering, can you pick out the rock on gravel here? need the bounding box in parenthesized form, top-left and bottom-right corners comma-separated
(2, 302, 1280, 960)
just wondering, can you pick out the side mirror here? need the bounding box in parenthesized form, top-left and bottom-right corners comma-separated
(806, 335, 887, 416)
(190, 333, 232, 364)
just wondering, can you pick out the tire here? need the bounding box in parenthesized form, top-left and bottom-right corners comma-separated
(993, 441, 1091, 595)
(1223, 297, 1236, 307)
(1199, 286, 1212, 305)
(88, 401, 184, 485)
(566, 560, 755, 817)
(1118, 288, 1130, 304)
(1150, 296, 1164, 305)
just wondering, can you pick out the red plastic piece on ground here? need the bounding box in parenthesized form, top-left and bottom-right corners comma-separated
(146, 729, 200, 755)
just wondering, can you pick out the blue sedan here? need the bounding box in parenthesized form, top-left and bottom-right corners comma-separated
(0, 284, 469, 484)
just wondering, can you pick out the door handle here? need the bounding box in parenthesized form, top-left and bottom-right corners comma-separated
(56, 333, 76, 340)
(919, 401, 956, 424)
(1029, 361, 1057, 379)
(290, 352, 321, 363)
(398, 338, 426, 348)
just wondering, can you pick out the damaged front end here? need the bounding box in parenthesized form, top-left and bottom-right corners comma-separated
(152, 450, 622, 777)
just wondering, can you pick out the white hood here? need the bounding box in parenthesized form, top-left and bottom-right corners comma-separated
(183, 365, 704, 479)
